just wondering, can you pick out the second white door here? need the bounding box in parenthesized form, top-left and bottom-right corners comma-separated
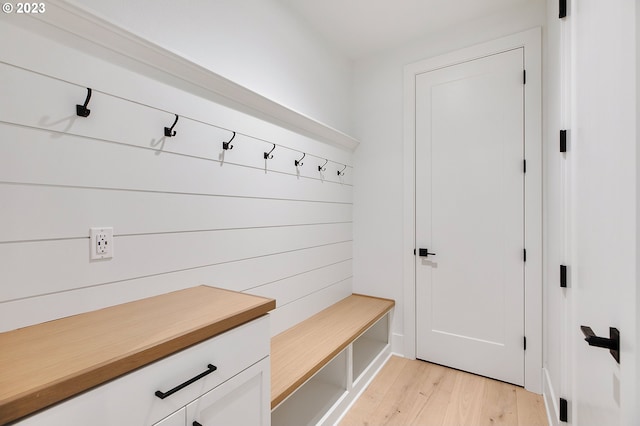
(415, 48, 525, 385)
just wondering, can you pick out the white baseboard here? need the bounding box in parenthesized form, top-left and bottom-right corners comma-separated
(391, 332, 404, 357)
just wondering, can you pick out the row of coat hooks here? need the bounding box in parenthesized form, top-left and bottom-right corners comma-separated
(222, 131, 347, 175)
(75, 87, 349, 177)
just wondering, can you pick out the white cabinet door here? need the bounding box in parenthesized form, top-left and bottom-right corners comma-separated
(187, 358, 270, 426)
(154, 409, 185, 426)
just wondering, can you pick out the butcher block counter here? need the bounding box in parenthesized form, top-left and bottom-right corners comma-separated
(0, 286, 275, 425)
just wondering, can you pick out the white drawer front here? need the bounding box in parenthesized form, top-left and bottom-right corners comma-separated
(187, 358, 270, 426)
(17, 316, 269, 426)
(153, 409, 185, 426)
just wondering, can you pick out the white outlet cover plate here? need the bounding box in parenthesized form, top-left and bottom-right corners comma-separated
(90, 227, 114, 260)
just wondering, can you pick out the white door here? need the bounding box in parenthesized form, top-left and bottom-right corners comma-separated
(568, 0, 637, 424)
(415, 48, 525, 385)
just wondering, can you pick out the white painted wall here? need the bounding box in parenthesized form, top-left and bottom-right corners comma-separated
(352, 1, 546, 354)
(0, 13, 353, 335)
(62, 0, 354, 135)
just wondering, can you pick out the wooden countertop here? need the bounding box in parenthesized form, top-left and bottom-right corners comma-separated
(0, 286, 275, 425)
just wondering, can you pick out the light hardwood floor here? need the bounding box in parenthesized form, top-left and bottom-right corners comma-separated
(340, 356, 548, 426)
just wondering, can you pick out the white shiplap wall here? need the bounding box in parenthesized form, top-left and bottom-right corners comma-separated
(0, 18, 353, 335)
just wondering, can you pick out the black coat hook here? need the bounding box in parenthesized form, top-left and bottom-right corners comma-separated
(295, 153, 305, 167)
(337, 165, 347, 176)
(264, 143, 276, 160)
(164, 114, 179, 137)
(223, 132, 236, 150)
(76, 88, 92, 117)
(318, 159, 328, 172)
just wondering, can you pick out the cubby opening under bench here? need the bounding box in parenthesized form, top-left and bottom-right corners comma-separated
(271, 294, 395, 426)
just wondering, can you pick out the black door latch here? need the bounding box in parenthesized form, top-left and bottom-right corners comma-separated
(414, 248, 436, 257)
(580, 326, 620, 364)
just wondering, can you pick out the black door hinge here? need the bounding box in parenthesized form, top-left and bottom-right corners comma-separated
(523, 159, 527, 173)
(560, 265, 568, 288)
(559, 0, 567, 19)
(560, 129, 567, 152)
(523, 336, 527, 350)
(523, 249, 527, 262)
(523, 70, 527, 84)
(559, 397, 568, 422)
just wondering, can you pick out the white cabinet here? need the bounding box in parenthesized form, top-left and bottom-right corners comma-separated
(154, 358, 270, 426)
(187, 358, 270, 426)
(17, 316, 270, 426)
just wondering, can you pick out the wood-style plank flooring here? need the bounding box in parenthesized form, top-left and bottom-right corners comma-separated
(340, 356, 548, 426)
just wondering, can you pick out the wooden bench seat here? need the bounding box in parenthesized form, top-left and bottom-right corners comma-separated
(271, 294, 395, 409)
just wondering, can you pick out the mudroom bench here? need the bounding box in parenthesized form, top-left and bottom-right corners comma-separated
(271, 294, 395, 425)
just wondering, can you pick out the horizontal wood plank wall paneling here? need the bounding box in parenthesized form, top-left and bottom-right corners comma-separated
(0, 185, 352, 242)
(0, 124, 353, 202)
(0, 62, 354, 185)
(1, 222, 352, 301)
(0, 20, 354, 333)
(0, 243, 352, 332)
(249, 260, 352, 307)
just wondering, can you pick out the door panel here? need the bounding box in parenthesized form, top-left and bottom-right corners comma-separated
(569, 0, 637, 424)
(416, 48, 525, 385)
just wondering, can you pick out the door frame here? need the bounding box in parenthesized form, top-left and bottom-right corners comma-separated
(402, 27, 543, 393)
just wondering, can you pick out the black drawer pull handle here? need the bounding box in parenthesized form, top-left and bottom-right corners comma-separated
(193, 422, 203, 426)
(155, 364, 217, 399)
(580, 326, 620, 363)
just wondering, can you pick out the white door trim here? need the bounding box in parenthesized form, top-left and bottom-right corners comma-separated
(402, 27, 542, 393)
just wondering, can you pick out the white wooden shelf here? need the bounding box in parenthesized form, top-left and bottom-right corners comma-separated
(353, 319, 389, 382)
(28, 0, 360, 152)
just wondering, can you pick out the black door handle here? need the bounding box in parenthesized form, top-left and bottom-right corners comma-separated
(193, 422, 203, 426)
(416, 248, 436, 257)
(580, 326, 620, 363)
(155, 364, 217, 399)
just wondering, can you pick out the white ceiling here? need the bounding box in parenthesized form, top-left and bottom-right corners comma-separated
(276, 0, 532, 59)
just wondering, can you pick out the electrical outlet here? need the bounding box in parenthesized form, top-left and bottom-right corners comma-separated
(90, 227, 114, 260)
